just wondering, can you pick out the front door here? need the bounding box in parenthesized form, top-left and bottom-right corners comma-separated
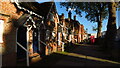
(33, 28, 39, 53)
(17, 26, 27, 60)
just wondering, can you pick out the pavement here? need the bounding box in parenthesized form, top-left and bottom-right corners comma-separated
(30, 44, 120, 67)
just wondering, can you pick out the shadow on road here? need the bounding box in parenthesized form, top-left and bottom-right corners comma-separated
(16, 44, 120, 67)
(66, 44, 120, 62)
(30, 51, 120, 67)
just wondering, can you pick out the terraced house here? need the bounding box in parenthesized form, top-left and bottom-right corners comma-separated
(0, 1, 87, 67)
(58, 11, 87, 46)
(0, 1, 60, 66)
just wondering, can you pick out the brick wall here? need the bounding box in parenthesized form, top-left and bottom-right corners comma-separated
(80, 24, 85, 41)
(45, 13, 59, 55)
(0, 1, 23, 67)
(78, 24, 81, 43)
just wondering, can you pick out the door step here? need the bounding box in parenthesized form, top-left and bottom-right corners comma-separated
(30, 55, 41, 63)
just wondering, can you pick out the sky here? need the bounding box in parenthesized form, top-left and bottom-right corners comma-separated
(55, 2, 99, 34)
(55, 2, 119, 34)
(37, 1, 119, 34)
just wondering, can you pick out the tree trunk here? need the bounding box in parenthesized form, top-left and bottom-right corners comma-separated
(104, 2, 117, 50)
(97, 21, 102, 38)
(97, 3, 102, 39)
(96, 20, 102, 45)
(96, 14, 102, 45)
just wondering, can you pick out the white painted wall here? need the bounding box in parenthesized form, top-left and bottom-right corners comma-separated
(0, 20, 4, 43)
(0, 20, 4, 54)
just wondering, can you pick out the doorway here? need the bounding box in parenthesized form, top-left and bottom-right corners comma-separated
(33, 28, 39, 53)
(17, 26, 27, 60)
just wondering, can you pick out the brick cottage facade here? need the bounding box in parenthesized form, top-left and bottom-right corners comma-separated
(61, 11, 86, 44)
(0, 1, 23, 66)
(0, 1, 60, 66)
(0, 1, 87, 67)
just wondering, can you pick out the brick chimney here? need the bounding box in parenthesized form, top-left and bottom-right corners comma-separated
(61, 13, 64, 20)
(74, 15, 76, 21)
(68, 11, 72, 19)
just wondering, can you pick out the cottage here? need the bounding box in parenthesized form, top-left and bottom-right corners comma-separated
(0, 1, 60, 66)
(64, 12, 83, 44)
(65, 11, 75, 44)
(58, 13, 67, 51)
(0, 1, 87, 67)
(73, 15, 81, 43)
(58, 11, 87, 45)
(58, 11, 86, 45)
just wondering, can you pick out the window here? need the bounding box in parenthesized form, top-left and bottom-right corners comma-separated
(0, 20, 4, 43)
(46, 30, 50, 41)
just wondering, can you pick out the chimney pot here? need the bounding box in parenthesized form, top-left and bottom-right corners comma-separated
(74, 15, 76, 21)
(61, 13, 64, 20)
(68, 11, 72, 19)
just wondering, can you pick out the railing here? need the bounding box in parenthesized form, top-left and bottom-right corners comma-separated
(16, 42, 29, 66)
(16, 38, 52, 66)
(57, 40, 65, 52)
(16, 42, 29, 53)
(40, 40, 51, 49)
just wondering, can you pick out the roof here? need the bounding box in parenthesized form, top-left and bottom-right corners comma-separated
(74, 20, 80, 28)
(65, 18, 70, 22)
(15, 2, 55, 17)
(65, 18, 80, 27)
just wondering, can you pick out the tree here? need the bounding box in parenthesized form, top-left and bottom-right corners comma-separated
(60, 2, 108, 39)
(104, 2, 117, 50)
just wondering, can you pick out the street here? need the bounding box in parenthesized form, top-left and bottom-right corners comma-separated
(30, 44, 120, 67)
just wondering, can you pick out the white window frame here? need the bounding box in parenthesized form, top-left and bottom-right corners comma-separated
(0, 20, 4, 43)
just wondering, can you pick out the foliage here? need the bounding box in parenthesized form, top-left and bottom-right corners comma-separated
(116, 2, 120, 11)
(60, 2, 108, 38)
(92, 25, 98, 31)
(60, 2, 108, 23)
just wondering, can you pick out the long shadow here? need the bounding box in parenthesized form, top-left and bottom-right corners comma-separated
(66, 44, 120, 62)
(16, 43, 120, 67)
(29, 52, 120, 67)
(30, 53, 66, 66)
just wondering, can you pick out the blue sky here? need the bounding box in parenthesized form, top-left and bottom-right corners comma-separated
(37, 1, 119, 34)
(55, 2, 119, 34)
